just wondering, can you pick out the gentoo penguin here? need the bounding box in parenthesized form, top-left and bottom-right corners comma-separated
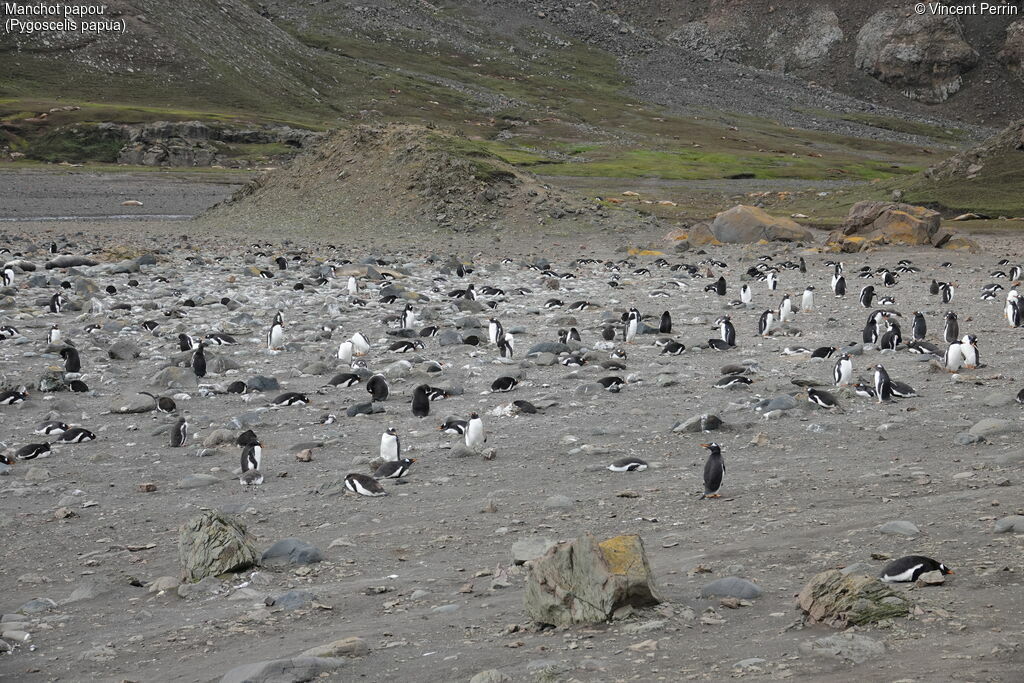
(1016, 388, 1024, 404)
(466, 412, 486, 449)
(380, 427, 400, 461)
(930, 279, 940, 295)
(873, 364, 894, 403)
(35, 420, 68, 436)
(344, 473, 387, 497)
(890, 380, 918, 398)
(347, 276, 358, 296)
(831, 265, 846, 297)
(659, 311, 672, 333)
(178, 333, 196, 351)
(757, 309, 774, 337)
(15, 443, 51, 460)
(267, 311, 285, 350)
(765, 271, 778, 291)
(801, 286, 814, 312)
(351, 331, 371, 356)
(852, 382, 876, 399)
(69, 379, 88, 393)
(878, 319, 902, 351)
(1005, 290, 1021, 327)
(714, 375, 751, 389)
(398, 303, 415, 330)
(661, 341, 686, 355)
(0, 325, 18, 339)
(778, 294, 793, 322)
(337, 340, 354, 363)
(799, 256, 807, 274)
(419, 325, 440, 338)
(388, 340, 424, 353)
(374, 457, 416, 480)
(717, 316, 736, 347)
(0, 389, 28, 405)
(206, 333, 237, 345)
(438, 417, 468, 434)
(960, 334, 980, 369)
(191, 342, 207, 379)
(272, 391, 309, 406)
(169, 418, 188, 447)
(497, 333, 515, 358)
(60, 347, 81, 373)
(859, 285, 875, 309)
(880, 555, 953, 583)
(601, 325, 616, 341)
(412, 384, 431, 417)
(943, 312, 959, 344)
(47, 324, 61, 345)
(607, 457, 648, 472)
(138, 391, 176, 413)
(939, 282, 955, 304)
(623, 307, 640, 343)
(225, 380, 247, 394)
(49, 292, 65, 313)
(366, 374, 389, 401)
(807, 386, 840, 410)
(2, 266, 14, 286)
(487, 318, 504, 345)
(811, 346, 836, 359)
(597, 376, 625, 391)
(912, 312, 927, 341)
(700, 443, 725, 499)
(863, 310, 884, 344)
(56, 426, 95, 443)
(275, 256, 287, 270)
(740, 284, 752, 305)
(944, 340, 965, 372)
(240, 440, 263, 476)
(833, 354, 853, 386)
(705, 276, 726, 296)
(882, 270, 898, 287)
(491, 376, 518, 392)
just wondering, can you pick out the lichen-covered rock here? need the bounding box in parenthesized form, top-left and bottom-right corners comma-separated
(998, 20, 1024, 78)
(710, 205, 814, 244)
(685, 221, 720, 246)
(524, 533, 660, 626)
(797, 569, 910, 628)
(178, 511, 258, 582)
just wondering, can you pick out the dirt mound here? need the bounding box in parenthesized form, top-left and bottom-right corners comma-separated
(202, 124, 657, 237)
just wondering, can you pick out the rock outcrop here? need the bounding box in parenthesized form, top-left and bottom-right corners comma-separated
(178, 511, 259, 582)
(855, 10, 978, 103)
(524, 533, 660, 626)
(999, 20, 1024, 78)
(826, 201, 979, 252)
(710, 205, 815, 244)
(797, 569, 911, 628)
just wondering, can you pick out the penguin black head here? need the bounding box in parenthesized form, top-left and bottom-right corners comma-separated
(700, 442, 721, 453)
(469, 412, 479, 419)
(385, 427, 397, 436)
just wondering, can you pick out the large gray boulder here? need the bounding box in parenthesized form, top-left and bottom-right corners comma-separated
(524, 533, 660, 626)
(855, 9, 978, 103)
(710, 205, 814, 243)
(178, 512, 259, 582)
(219, 657, 347, 683)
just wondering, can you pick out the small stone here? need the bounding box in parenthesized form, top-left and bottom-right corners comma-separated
(54, 506, 76, 519)
(916, 570, 946, 586)
(543, 494, 573, 510)
(877, 520, 919, 537)
(301, 636, 369, 658)
(510, 538, 556, 565)
(267, 589, 316, 610)
(700, 577, 762, 600)
(800, 632, 884, 664)
(260, 538, 325, 566)
(470, 670, 512, 683)
(994, 515, 1024, 533)
(176, 474, 221, 489)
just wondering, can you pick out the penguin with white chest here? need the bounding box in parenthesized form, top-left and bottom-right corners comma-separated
(801, 286, 814, 312)
(267, 311, 285, 350)
(623, 308, 640, 343)
(880, 555, 953, 583)
(873, 364, 894, 403)
(943, 311, 959, 344)
(380, 427, 400, 461)
(700, 442, 725, 499)
(465, 412, 486, 450)
(960, 334, 980, 369)
(833, 353, 853, 386)
(778, 294, 794, 323)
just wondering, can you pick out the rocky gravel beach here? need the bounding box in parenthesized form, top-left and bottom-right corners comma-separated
(0, 212, 1021, 681)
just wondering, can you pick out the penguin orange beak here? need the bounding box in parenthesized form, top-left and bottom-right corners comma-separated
(699, 443, 711, 448)
(409, 458, 417, 463)
(946, 570, 955, 575)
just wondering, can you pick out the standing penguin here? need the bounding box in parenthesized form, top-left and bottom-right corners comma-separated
(60, 347, 81, 373)
(939, 282, 955, 304)
(659, 311, 672, 334)
(778, 294, 794, 322)
(833, 353, 853, 386)
(49, 292, 65, 313)
(831, 263, 846, 297)
(757, 309, 774, 337)
(347, 276, 358, 296)
(878, 319, 902, 351)
(366, 374, 390, 401)
(240, 440, 263, 475)
(623, 307, 640, 343)
(740, 284, 752, 305)
(943, 311, 959, 344)
(799, 257, 807, 274)
(700, 442, 725, 499)
(1005, 289, 1021, 327)
(801, 286, 814, 312)
(705, 276, 726, 296)
(351, 331, 371, 356)
(400, 304, 415, 330)
(497, 333, 515, 358)
(766, 271, 778, 291)
(466, 412, 486, 450)
(718, 315, 736, 347)
(488, 318, 504, 345)
(412, 384, 431, 417)
(2, 266, 14, 286)
(191, 342, 207, 379)
(170, 417, 189, 447)
(960, 334, 980, 369)
(944, 340, 965, 372)
(873, 364, 894, 403)
(337, 340, 353, 363)
(859, 285, 875, 309)
(380, 427, 400, 461)
(267, 311, 285, 350)
(46, 324, 61, 345)
(912, 312, 927, 341)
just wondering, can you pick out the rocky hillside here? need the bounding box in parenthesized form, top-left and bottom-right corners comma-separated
(204, 124, 657, 236)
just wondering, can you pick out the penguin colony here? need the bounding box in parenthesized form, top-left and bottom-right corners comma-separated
(12, 239, 1024, 633)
